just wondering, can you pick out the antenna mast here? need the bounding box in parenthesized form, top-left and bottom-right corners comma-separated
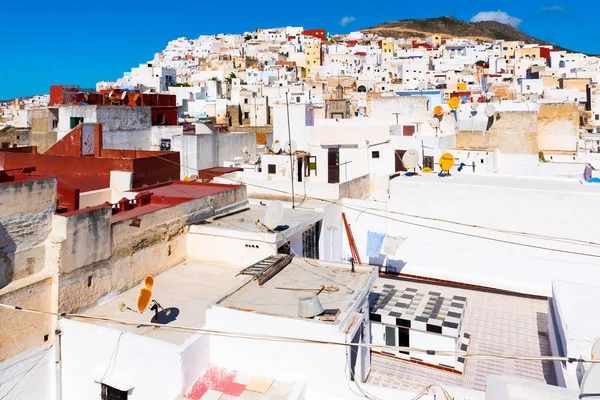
(285, 91, 295, 209)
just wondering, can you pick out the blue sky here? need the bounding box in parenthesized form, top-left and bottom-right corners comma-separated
(1, 0, 598, 99)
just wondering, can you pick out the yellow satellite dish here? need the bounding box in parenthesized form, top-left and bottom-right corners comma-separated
(144, 275, 154, 289)
(433, 105, 443, 116)
(448, 97, 460, 110)
(439, 153, 455, 171)
(422, 167, 432, 173)
(137, 287, 152, 313)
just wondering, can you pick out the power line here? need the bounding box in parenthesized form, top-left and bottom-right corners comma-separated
(1, 302, 597, 364)
(111, 136, 600, 258)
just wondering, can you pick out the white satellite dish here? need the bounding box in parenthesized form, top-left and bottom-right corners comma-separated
(429, 118, 440, 128)
(263, 201, 284, 230)
(272, 142, 281, 153)
(580, 364, 600, 398)
(531, 94, 539, 102)
(242, 146, 249, 154)
(470, 102, 479, 111)
(484, 104, 496, 117)
(417, 82, 426, 91)
(284, 140, 298, 153)
(249, 155, 260, 165)
(402, 149, 419, 170)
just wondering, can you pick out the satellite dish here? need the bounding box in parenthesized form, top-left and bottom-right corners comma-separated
(439, 152, 455, 171)
(471, 102, 479, 111)
(402, 149, 419, 170)
(593, 337, 600, 359)
(581, 365, 600, 399)
(284, 140, 298, 153)
(144, 275, 154, 289)
(422, 167, 432, 173)
(242, 146, 249, 154)
(429, 118, 440, 128)
(272, 141, 281, 153)
(433, 105, 443, 116)
(249, 155, 260, 165)
(417, 82, 426, 91)
(137, 287, 152, 313)
(448, 97, 460, 110)
(263, 201, 284, 230)
(531, 94, 539, 102)
(484, 104, 496, 117)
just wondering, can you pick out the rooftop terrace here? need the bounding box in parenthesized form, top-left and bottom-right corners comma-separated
(367, 276, 555, 392)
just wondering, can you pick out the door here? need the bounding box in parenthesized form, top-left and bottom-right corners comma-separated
(297, 157, 303, 183)
(383, 326, 397, 356)
(395, 150, 407, 172)
(328, 148, 340, 183)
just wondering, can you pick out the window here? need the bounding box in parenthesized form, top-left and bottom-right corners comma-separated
(296, 96, 301, 103)
(423, 156, 434, 170)
(596, 114, 599, 121)
(52, 120, 58, 129)
(526, 85, 531, 91)
(156, 114, 165, 125)
(101, 384, 128, 400)
(371, 151, 380, 159)
(267, 164, 276, 174)
(244, 112, 250, 119)
(244, 98, 248, 104)
(70, 117, 84, 129)
(160, 139, 171, 151)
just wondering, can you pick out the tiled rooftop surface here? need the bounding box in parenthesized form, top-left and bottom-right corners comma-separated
(367, 276, 556, 392)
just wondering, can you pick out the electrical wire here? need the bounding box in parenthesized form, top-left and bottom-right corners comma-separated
(109, 136, 600, 258)
(0, 302, 597, 364)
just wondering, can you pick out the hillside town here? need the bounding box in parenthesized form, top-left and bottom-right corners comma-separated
(1, 25, 600, 400)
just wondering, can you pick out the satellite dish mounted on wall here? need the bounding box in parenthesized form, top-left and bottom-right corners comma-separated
(272, 141, 282, 154)
(402, 149, 419, 172)
(471, 102, 479, 111)
(484, 104, 496, 118)
(438, 152, 455, 177)
(448, 97, 460, 110)
(429, 117, 441, 136)
(284, 140, 298, 154)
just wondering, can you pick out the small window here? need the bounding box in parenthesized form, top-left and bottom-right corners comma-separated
(101, 384, 128, 400)
(371, 151, 380, 159)
(244, 98, 248, 104)
(16, 136, 20, 140)
(70, 117, 84, 129)
(268, 164, 276, 174)
(596, 114, 599, 121)
(160, 139, 171, 151)
(52, 120, 58, 129)
(296, 96, 301, 103)
(156, 114, 166, 125)
(244, 112, 249, 119)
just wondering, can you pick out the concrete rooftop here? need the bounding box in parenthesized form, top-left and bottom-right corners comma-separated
(82, 260, 250, 345)
(368, 276, 555, 392)
(190, 203, 323, 244)
(217, 258, 376, 321)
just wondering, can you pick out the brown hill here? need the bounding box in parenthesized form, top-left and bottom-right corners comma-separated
(361, 16, 572, 52)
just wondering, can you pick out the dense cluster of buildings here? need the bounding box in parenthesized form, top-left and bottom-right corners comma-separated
(1, 25, 600, 400)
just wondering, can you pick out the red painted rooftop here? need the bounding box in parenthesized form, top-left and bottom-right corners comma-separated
(127, 181, 240, 199)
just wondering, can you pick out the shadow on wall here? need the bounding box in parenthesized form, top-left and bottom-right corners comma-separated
(0, 222, 16, 290)
(536, 311, 558, 386)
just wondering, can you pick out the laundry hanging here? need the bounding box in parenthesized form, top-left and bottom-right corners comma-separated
(366, 231, 385, 258)
(381, 235, 406, 257)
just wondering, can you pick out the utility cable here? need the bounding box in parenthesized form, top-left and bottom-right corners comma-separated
(108, 136, 600, 258)
(0, 302, 597, 364)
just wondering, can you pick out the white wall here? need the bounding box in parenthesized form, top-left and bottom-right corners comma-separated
(0, 345, 54, 400)
(60, 320, 184, 400)
(410, 330, 457, 367)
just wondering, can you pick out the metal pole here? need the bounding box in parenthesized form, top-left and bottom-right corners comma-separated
(286, 92, 295, 208)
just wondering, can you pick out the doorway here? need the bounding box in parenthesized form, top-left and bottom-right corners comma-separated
(297, 157, 303, 183)
(395, 149, 407, 172)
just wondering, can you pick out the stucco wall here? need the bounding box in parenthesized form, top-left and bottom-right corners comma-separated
(0, 177, 57, 288)
(455, 111, 538, 154)
(537, 103, 579, 153)
(58, 185, 246, 313)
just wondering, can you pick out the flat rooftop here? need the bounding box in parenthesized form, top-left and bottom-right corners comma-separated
(217, 257, 376, 321)
(368, 276, 555, 392)
(391, 172, 600, 193)
(81, 260, 250, 345)
(190, 203, 323, 243)
(127, 181, 240, 200)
